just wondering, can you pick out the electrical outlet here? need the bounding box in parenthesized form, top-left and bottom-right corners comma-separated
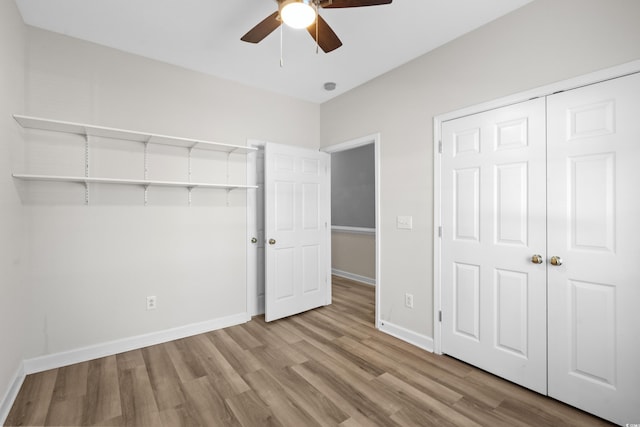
(146, 296, 157, 310)
(404, 293, 414, 309)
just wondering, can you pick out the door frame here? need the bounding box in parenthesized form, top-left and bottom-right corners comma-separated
(322, 133, 381, 329)
(433, 59, 640, 354)
(246, 139, 266, 317)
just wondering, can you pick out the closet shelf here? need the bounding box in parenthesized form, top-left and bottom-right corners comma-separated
(12, 173, 258, 191)
(13, 114, 257, 154)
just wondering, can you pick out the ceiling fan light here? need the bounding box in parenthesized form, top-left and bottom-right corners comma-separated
(280, 0, 316, 29)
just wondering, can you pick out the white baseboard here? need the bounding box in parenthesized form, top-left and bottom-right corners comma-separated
(332, 269, 376, 286)
(23, 312, 250, 374)
(378, 320, 434, 353)
(0, 363, 25, 426)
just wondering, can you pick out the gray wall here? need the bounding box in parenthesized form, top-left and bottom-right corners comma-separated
(320, 0, 640, 339)
(331, 144, 375, 228)
(0, 0, 26, 418)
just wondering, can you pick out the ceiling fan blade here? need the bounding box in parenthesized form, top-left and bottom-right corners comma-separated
(320, 0, 392, 8)
(307, 15, 343, 53)
(241, 11, 281, 43)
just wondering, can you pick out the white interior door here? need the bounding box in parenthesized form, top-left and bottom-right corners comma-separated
(264, 142, 331, 322)
(546, 72, 640, 425)
(440, 98, 548, 394)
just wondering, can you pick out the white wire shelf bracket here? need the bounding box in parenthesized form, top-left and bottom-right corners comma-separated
(13, 114, 257, 154)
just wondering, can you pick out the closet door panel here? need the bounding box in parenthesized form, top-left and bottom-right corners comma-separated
(547, 72, 640, 426)
(441, 98, 547, 394)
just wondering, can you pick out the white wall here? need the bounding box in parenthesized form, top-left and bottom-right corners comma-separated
(0, 0, 26, 419)
(20, 27, 320, 359)
(320, 0, 640, 339)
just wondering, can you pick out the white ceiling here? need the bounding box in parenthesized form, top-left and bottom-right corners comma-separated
(15, 0, 532, 103)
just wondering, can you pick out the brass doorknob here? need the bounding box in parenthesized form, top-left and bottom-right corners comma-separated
(268, 238, 276, 245)
(550, 256, 563, 266)
(531, 254, 543, 264)
(251, 237, 258, 244)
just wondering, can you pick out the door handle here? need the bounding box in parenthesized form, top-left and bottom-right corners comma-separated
(268, 238, 276, 245)
(550, 256, 563, 266)
(251, 237, 258, 244)
(531, 254, 543, 264)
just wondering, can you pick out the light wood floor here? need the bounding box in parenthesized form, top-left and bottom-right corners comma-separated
(6, 276, 612, 427)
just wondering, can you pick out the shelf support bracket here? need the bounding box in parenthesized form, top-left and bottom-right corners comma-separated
(143, 140, 150, 206)
(188, 147, 194, 183)
(84, 134, 91, 205)
(143, 140, 149, 180)
(226, 152, 232, 186)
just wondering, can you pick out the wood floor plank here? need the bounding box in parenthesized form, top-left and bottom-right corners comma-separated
(290, 362, 393, 427)
(268, 366, 349, 426)
(225, 324, 264, 350)
(334, 335, 464, 406)
(375, 372, 481, 427)
(206, 329, 263, 377)
(450, 396, 532, 427)
(6, 276, 614, 427)
(117, 364, 161, 427)
(140, 344, 185, 411)
(5, 369, 57, 426)
(163, 338, 208, 383)
(225, 389, 283, 427)
(242, 319, 308, 365)
(243, 369, 322, 427)
(82, 356, 122, 426)
(42, 361, 89, 425)
(180, 376, 241, 427)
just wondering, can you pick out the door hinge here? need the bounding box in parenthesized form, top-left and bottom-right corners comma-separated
(438, 310, 442, 322)
(438, 140, 442, 154)
(438, 226, 442, 238)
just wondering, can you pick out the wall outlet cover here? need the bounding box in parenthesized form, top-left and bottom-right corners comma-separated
(397, 216, 413, 230)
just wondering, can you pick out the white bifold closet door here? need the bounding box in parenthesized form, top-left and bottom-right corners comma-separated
(546, 73, 640, 425)
(440, 98, 548, 394)
(441, 72, 640, 425)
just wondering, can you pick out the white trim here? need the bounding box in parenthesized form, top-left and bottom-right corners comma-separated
(432, 60, 640, 355)
(433, 114, 443, 354)
(379, 320, 434, 353)
(322, 133, 382, 329)
(23, 312, 249, 374)
(332, 268, 376, 286)
(321, 133, 379, 153)
(0, 363, 25, 425)
(331, 225, 375, 235)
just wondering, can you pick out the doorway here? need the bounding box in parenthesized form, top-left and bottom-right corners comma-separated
(323, 134, 381, 328)
(247, 135, 381, 327)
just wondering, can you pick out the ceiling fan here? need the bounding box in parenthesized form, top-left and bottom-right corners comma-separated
(241, 0, 393, 53)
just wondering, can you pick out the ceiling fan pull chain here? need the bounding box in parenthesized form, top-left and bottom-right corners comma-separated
(280, 23, 284, 67)
(316, 7, 319, 54)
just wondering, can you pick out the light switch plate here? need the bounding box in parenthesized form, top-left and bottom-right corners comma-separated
(397, 216, 413, 230)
